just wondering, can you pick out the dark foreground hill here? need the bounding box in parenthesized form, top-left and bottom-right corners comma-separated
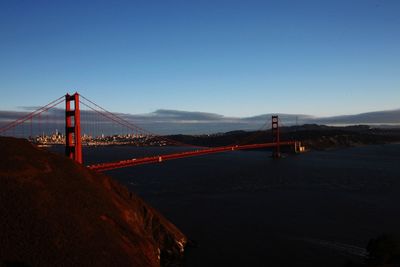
(0, 137, 186, 267)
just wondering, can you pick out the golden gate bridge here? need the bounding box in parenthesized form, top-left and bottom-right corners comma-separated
(0, 92, 303, 172)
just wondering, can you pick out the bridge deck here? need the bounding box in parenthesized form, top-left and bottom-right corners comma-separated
(87, 141, 296, 172)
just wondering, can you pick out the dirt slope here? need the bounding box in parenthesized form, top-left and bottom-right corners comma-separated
(0, 137, 186, 267)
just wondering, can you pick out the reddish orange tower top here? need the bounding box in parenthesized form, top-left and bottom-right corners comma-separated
(65, 93, 82, 164)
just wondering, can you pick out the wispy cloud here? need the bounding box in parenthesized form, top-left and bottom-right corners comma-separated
(17, 106, 43, 111)
(1, 108, 400, 134)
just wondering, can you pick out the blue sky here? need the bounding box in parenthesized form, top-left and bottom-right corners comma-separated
(0, 0, 399, 117)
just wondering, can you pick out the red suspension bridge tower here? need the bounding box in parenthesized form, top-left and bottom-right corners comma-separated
(65, 93, 82, 164)
(271, 115, 280, 158)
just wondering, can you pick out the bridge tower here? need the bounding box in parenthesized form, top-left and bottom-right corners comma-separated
(65, 93, 82, 164)
(271, 115, 280, 158)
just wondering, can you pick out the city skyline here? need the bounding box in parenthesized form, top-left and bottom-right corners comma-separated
(1, 0, 399, 117)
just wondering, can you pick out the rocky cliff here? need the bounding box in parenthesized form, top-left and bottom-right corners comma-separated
(0, 137, 186, 267)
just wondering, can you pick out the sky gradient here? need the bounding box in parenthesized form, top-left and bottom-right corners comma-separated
(0, 0, 399, 117)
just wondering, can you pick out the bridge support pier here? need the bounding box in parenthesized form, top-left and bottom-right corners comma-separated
(294, 141, 305, 153)
(65, 93, 82, 164)
(272, 115, 280, 158)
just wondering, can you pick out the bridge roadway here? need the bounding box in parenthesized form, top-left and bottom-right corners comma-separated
(87, 141, 296, 172)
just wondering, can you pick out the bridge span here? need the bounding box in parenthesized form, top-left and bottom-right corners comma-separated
(87, 141, 298, 172)
(0, 92, 304, 172)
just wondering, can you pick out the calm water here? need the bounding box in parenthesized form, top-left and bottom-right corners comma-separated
(52, 144, 400, 266)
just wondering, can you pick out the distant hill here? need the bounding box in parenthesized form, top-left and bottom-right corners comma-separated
(311, 109, 400, 125)
(0, 137, 186, 267)
(166, 124, 400, 150)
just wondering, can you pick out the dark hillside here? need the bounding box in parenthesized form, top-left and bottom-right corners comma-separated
(0, 137, 186, 267)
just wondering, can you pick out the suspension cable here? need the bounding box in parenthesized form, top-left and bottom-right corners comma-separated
(79, 98, 206, 148)
(235, 118, 271, 146)
(0, 96, 65, 134)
